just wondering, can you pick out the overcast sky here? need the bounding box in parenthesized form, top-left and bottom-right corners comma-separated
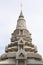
(0, 0, 43, 57)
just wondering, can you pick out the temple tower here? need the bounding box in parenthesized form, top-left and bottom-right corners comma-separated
(0, 1, 43, 65)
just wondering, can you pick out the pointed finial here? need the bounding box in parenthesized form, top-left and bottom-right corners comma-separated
(20, 0, 22, 11)
(19, 0, 24, 18)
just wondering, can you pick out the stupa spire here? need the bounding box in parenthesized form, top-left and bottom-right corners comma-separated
(19, 10, 24, 18)
(16, 0, 26, 29)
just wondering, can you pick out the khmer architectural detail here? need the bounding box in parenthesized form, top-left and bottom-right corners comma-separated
(0, 10, 43, 65)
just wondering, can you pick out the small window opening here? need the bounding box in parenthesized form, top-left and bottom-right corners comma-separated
(20, 30, 23, 35)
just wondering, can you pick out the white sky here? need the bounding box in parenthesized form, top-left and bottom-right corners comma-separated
(0, 0, 43, 58)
